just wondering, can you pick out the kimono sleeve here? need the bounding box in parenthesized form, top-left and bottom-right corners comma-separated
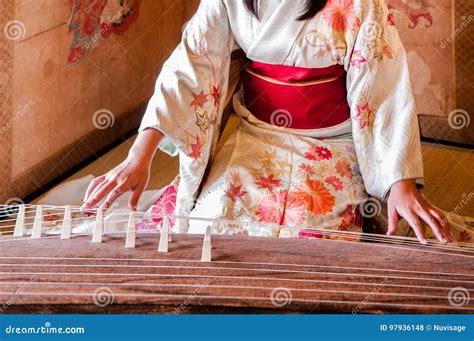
(138, 0, 235, 157)
(345, 0, 424, 201)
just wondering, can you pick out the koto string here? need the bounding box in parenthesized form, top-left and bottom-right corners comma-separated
(2, 255, 472, 278)
(0, 205, 473, 255)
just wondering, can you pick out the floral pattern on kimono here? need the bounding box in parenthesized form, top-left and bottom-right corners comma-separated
(140, 0, 424, 233)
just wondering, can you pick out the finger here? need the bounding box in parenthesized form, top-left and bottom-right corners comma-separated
(83, 175, 105, 203)
(84, 179, 109, 207)
(102, 184, 128, 210)
(403, 211, 427, 245)
(128, 183, 146, 211)
(418, 208, 448, 244)
(85, 180, 116, 208)
(387, 205, 399, 236)
(431, 208, 453, 241)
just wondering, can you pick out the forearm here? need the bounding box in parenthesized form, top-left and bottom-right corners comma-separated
(128, 128, 163, 164)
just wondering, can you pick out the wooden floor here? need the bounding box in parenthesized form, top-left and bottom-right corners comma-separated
(0, 234, 473, 314)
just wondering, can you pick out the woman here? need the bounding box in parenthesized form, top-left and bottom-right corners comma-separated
(82, 0, 453, 244)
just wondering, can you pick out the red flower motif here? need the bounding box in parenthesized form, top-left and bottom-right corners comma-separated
(255, 174, 282, 191)
(350, 50, 367, 68)
(335, 160, 353, 178)
(225, 184, 247, 203)
(292, 180, 336, 216)
(299, 164, 316, 178)
(316, 146, 332, 160)
(325, 176, 344, 191)
(212, 84, 220, 108)
(355, 102, 375, 129)
(304, 146, 332, 161)
(189, 135, 203, 160)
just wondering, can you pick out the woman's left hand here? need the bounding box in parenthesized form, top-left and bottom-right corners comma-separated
(387, 179, 453, 244)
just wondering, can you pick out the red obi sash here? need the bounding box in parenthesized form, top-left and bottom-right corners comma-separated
(241, 58, 350, 129)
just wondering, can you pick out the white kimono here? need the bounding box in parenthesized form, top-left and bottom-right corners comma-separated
(139, 0, 425, 235)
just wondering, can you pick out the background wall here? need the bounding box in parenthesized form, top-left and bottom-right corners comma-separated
(0, 0, 471, 205)
(1, 0, 199, 203)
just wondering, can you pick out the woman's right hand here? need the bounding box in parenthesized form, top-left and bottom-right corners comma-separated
(82, 128, 163, 211)
(82, 157, 151, 211)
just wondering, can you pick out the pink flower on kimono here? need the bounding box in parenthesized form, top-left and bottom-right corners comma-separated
(225, 183, 247, 203)
(189, 135, 203, 160)
(323, 0, 361, 32)
(325, 176, 344, 191)
(304, 146, 332, 161)
(335, 160, 353, 178)
(255, 174, 281, 191)
(299, 164, 316, 178)
(355, 102, 375, 129)
(283, 195, 306, 226)
(151, 182, 177, 227)
(350, 50, 366, 68)
(212, 84, 220, 108)
(256, 190, 286, 224)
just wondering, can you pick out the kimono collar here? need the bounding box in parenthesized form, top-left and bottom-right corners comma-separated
(245, 0, 307, 65)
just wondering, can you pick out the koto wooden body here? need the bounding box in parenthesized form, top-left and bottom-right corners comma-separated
(0, 234, 473, 314)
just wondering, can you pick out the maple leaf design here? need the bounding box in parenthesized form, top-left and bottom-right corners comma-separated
(255, 174, 282, 191)
(189, 135, 202, 160)
(194, 110, 210, 133)
(225, 183, 247, 203)
(355, 102, 375, 129)
(190, 91, 208, 110)
(350, 50, 367, 68)
(212, 84, 220, 108)
(387, 13, 395, 26)
(383, 44, 394, 59)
